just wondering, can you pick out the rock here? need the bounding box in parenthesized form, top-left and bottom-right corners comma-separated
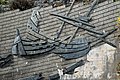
(63, 44, 117, 80)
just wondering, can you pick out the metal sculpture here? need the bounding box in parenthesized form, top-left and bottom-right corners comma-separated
(62, 17, 104, 34)
(12, 1, 91, 60)
(51, 0, 100, 43)
(27, 10, 41, 33)
(11, 1, 118, 80)
(50, 0, 117, 48)
(49, 59, 86, 80)
(54, 0, 76, 39)
(68, 0, 99, 43)
(50, 13, 103, 35)
(12, 28, 91, 60)
(12, 0, 117, 60)
(12, 29, 27, 55)
(0, 54, 13, 68)
(81, 0, 99, 22)
(51, 13, 96, 28)
(52, 38, 90, 60)
(18, 72, 44, 80)
(12, 29, 55, 56)
(88, 28, 117, 48)
(50, 13, 117, 48)
(28, 28, 91, 59)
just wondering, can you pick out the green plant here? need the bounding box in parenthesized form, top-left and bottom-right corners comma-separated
(9, 0, 35, 11)
(116, 16, 120, 29)
(0, 0, 9, 5)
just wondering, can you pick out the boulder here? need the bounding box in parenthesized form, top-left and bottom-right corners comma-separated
(63, 44, 117, 80)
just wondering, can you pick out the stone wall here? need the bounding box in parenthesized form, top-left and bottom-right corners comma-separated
(0, 0, 120, 80)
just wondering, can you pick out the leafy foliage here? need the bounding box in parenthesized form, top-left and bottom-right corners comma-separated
(116, 16, 120, 29)
(117, 17, 120, 24)
(0, 0, 9, 4)
(9, 0, 35, 11)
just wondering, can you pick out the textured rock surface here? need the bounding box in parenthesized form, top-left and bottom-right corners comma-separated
(63, 44, 117, 80)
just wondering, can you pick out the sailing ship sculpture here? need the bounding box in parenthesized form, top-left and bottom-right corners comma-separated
(11, 0, 117, 79)
(12, 23, 90, 59)
(12, 0, 117, 59)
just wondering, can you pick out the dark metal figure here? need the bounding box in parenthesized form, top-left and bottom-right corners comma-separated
(12, 29, 55, 56)
(55, 16, 117, 48)
(84, 0, 99, 20)
(12, 28, 90, 60)
(50, 0, 100, 43)
(12, 0, 117, 60)
(52, 38, 91, 60)
(10, 1, 90, 60)
(88, 28, 117, 48)
(54, 0, 75, 39)
(12, 29, 27, 55)
(49, 59, 86, 80)
(27, 28, 91, 60)
(12, 26, 117, 59)
(50, 13, 95, 28)
(11, 1, 117, 79)
(0, 54, 13, 68)
(18, 72, 44, 80)
(54, 16, 103, 35)
(27, 10, 41, 33)
(67, 0, 99, 43)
